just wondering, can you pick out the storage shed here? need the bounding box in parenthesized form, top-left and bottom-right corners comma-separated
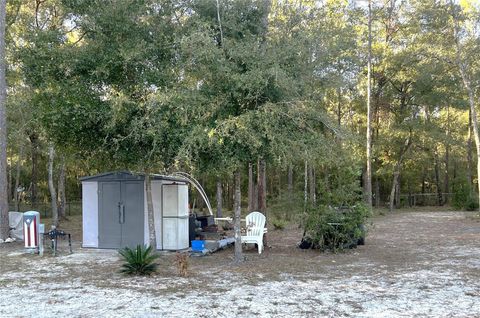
(81, 171, 189, 250)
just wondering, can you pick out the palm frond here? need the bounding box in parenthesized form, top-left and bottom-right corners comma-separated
(118, 244, 159, 276)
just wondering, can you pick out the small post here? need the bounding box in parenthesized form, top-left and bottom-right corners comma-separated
(50, 225, 56, 256)
(39, 224, 45, 256)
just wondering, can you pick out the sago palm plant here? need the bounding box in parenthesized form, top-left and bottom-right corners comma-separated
(118, 244, 159, 276)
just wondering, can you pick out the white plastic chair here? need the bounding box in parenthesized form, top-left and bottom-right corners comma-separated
(241, 212, 266, 254)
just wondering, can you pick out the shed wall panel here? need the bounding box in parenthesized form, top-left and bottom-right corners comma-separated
(153, 181, 163, 250)
(162, 183, 189, 250)
(162, 184, 178, 217)
(178, 185, 189, 217)
(162, 218, 189, 250)
(143, 181, 164, 249)
(121, 181, 144, 248)
(144, 181, 148, 246)
(82, 182, 98, 247)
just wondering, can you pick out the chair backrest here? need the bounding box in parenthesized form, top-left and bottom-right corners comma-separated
(245, 212, 266, 237)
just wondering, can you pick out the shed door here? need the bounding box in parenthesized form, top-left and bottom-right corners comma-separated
(98, 181, 144, 249)
(98, 182, 122, 248)
(121, 181, 144, 248)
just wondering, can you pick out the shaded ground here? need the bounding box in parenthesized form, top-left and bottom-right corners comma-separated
(1, 209, 479, 317)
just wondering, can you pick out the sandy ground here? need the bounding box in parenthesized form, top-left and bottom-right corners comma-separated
(0, 210, 479, 317)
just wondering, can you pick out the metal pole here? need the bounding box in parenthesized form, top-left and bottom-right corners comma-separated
(366, 0, 373, 208)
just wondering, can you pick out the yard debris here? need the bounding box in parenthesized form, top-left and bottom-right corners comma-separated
(174, 252, 189, 277)
(190, 238, 235, 256)
(0, 237, 17, 243)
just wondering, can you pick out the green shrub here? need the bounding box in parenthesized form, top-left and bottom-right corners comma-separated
(465, 196, 479, 211)
(118, 245, 159, 276)
(452, 181, 469, 210)
(302, 204, 370, 252)
(452, 179, 478, 211)
(271, 218, 287, 230)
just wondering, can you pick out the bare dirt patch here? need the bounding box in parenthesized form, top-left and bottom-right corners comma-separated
(1, 210, 479, 317)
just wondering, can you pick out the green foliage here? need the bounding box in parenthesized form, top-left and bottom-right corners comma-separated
(118, 245, 159, 276)
(452, 179, 479, 211)
(271, 190, 305, 222)
(315, 151, 363, 207)
(465, 197, 479, 212)
(452, 180, 470, 210)
(271, 218, 287, 230)
(6, 0, 480, 219)
(302, 204, 370, 252)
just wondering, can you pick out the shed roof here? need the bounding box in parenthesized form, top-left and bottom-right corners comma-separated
(80, 171, 188, 183)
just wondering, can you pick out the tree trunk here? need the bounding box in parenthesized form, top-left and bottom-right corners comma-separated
(450, 1, 480, 210)
(0, 0, 7, 239)
(277, 168, 282, 199)
(29, 132, 39, 208)
(444, 105, 450, 203)
(452, 160, 457, 194)
(389, 171, 399, 212)
(375, 178, 380, 207)
(421, 171, 426, 194)
(253, 183, 258, 211)
(223, 180, 228, 210)
(57, 156, 66, 219)
(467, 108, 473, 191)
(308, 165, 316, 205)
(248, 163, 254, 212)
(14, 144, 22, 212)
(227, 178, 233, 211)
(304, 160, 308, 211)
(407, 183, 412, 207)
(365, 0, 373, 209)
(145, 173, 156, 249)
(389, 137, 412, 212)
(434, 148, 443, 206)
(216, 179, 223, 218)
(257, 159, 267, 246)
(215, 0, 224, 47)
(257, 159, 266, 213)
(269, 168, 275, 199)
(48, 145, 58, 228)
(7, 157, 11, 203)
(395, 175, 401, 209)
(337, 88, 342, 126)
(233, 168, 243, 263)
(287, 165, 293, 198)
(260, 0, 272, 43)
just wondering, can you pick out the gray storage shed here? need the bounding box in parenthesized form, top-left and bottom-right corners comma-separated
(80, 171, 189, 250)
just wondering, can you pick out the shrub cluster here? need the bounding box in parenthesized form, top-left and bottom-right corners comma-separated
(301, 204, 370, 252)
(452, 181, 479, 211)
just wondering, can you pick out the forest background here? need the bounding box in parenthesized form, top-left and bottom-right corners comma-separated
(0, 0, 479, 241)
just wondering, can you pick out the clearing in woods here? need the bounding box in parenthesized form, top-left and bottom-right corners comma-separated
(0, 209, 479, 317)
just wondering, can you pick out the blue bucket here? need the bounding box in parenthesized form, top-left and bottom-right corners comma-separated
(191, 240, 205, 251)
